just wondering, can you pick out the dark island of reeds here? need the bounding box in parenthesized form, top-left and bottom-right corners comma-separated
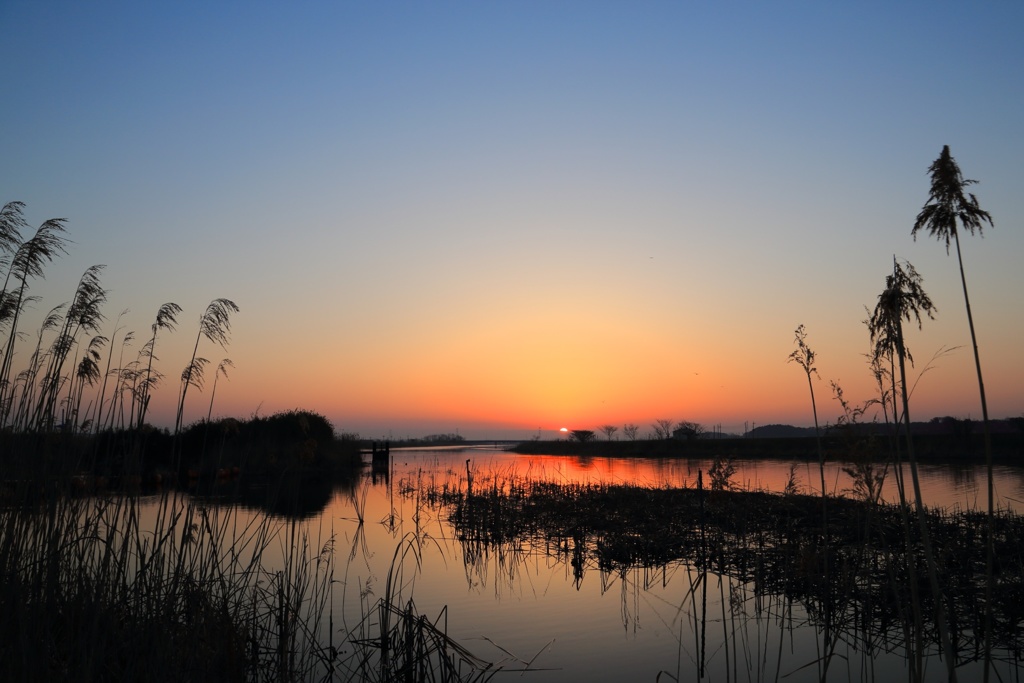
(408, 472, 1024, 676)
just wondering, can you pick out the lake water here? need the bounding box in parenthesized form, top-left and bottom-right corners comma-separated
(157, 448, 1024, 681)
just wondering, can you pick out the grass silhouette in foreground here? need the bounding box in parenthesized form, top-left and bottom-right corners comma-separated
(869, 257, 959, 682)
(913, 144, 997, 683)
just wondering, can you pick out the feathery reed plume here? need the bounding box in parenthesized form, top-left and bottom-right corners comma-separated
(868, 256, 957, 681)
(206, 358, 233, 423)
(0, 200, 28, 266)
(175, 298, 238, 434)
(104, 333, 135, 431)
(0, 201, 29, 335)
(0, 213, 69, 423)
(136, 302, 181, 429)
(67, 334, 105, 431)
(787, 323, 832, 680)
(31, 265, 107, 430)
(6, 304, 63, 430)
(180, 357, 209, 393)
(111, 362, 142, 431)
(91, 309, 129, 433)
(913, 145, 997, 682)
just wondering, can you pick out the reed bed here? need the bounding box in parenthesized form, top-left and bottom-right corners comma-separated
(411, 473, 1024, 676)
(0, 489, 329, 681)
(0, 485, 501, 682)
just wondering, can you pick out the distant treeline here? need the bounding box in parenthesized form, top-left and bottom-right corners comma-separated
(374, 433, 467, 448)
(2, 409, 363, 484)
(513, 419, 1024, 461)
(750, 416, 1023, 439)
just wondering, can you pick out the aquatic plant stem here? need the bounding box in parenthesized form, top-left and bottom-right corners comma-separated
(787, 324, 831, 680)
(912, 146, 996, 680)
(894, 311, 958, 682)
(952, 228, 995, 681)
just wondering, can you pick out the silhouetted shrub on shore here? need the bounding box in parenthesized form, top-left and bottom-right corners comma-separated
(176, 409, 361, 478)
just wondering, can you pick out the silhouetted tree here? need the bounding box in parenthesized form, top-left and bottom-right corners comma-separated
(599, 424, 618, 440)
(622, 423, 639, 441)
(673, 421, 704, 440)
(569, 429, 595, 443)
(652, 419, 674, 440)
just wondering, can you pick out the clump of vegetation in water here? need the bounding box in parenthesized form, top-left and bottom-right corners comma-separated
(2, 201, 497, 681)
(411, 471, 1024, 678)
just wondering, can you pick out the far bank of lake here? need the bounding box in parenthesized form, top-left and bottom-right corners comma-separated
(510, 425, 1024, 462)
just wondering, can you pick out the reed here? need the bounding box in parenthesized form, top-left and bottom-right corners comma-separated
(175, 298, 239, 435)
(340, 534, 499, 683)
(0, 488, 332, 681)
(0, 202, 232, 436)
(869, 257, 958, 681)
(0, 203, 69, 428)
(135, 302, 182, 430)
(418, 471, 1024, 678)
(1, 462, 500, 682)
(788, 324, 833, 680)
(913, 145, 997, 681)
(0, 201, 505, 681)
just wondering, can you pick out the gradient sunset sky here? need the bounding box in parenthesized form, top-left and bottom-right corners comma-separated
(2, 1, 1021, 439)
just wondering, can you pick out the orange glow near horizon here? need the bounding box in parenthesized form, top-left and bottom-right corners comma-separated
(164, 297, 1024, 438)
(134, 244, 1024, 438)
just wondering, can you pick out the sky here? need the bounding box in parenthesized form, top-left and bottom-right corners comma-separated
(1, 1, 1022, 439)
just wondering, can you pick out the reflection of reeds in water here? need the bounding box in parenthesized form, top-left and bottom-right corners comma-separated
(1, 484, 503, 682)
(0, 490, 333, 681)
(342, 534, 500, 683)
(409, 473, 1024, 679)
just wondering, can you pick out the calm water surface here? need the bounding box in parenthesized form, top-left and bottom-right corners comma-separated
(150, 449, 1024, 681)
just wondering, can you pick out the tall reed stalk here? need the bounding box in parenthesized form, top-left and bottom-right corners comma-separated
(0, 207, 69, 427)
(869, 257, 957, 681)
(912, 145, 996, 681)
(91, 309, 127, 433)
(788, 324, 833, 681)
(136, 302, 182, 430)
(176, 298, 238, 435)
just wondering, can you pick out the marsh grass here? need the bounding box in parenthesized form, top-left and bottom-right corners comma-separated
(340, 535, 500, 683)
(0, 490, 303, 681)
(0, 476, 505, 682)
(913, 144, 999, 682)
(413, 472, 1024, 678)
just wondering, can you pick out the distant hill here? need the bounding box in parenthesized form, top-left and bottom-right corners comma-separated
(747, 424, 818, 438)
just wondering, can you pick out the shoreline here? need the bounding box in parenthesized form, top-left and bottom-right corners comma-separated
(510, 431, 1024, 462)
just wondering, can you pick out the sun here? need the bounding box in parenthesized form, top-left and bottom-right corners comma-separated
(559, 427, 568, 433)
